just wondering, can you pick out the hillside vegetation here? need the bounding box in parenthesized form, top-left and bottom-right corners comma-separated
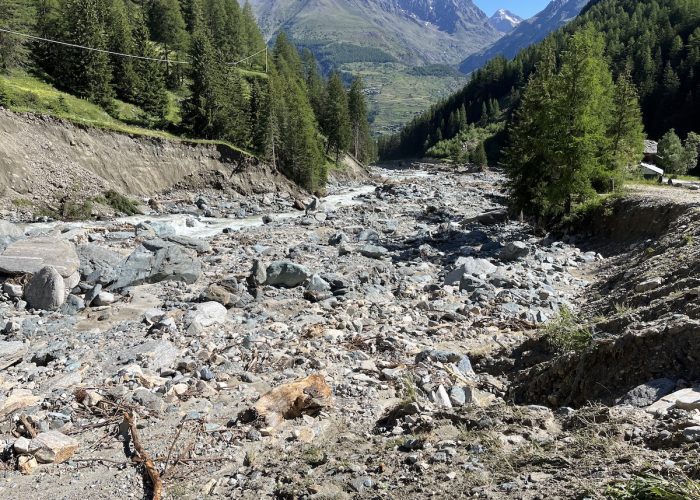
(0, 0, 375, 192)
(380, 0, 700, 160)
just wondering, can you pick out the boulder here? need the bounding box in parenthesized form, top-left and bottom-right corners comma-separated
(264, 261, 311, 288)
(616, 378, 676, 407)
(166, 235, 211, 254)
(109, 243, 201, 290)
(359, 244, 389, 259)
(461, 208, 508, 226)
(247, 260, 267, 288)
(0, 237, 79, 278)
(500, 241, 530, 261)
(185, 302, 228, 327)
(24, 266, 66, 310)
(76, 244, 124, 283)
(307, 274, 331, 292)
(0, 388, 40, 418)
(445, 257, 497, 285)
(635, 277, 663, 293)
(0, 341, 27, 369)
(32, 431, 79, 464)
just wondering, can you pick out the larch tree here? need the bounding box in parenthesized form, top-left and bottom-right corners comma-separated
(323, 71, 351, 164)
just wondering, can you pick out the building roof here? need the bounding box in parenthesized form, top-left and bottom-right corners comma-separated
(644, 140, 658, 155)
(641, 162, 663, 175)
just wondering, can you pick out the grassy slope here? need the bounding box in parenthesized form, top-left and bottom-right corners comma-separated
(343, 62, 468, 136)
(0, 70, 256, 156)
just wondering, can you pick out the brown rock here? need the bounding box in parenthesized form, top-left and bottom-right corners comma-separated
(18, 455, 38, 475)
(32, 431, 79, 464)
(0, 389, 40, 418)
(247, 373, 332, 428)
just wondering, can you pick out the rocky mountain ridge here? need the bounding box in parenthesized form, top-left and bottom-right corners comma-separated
(488, 8, 523, 33)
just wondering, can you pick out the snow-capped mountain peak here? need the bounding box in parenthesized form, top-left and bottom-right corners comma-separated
(488, 8, 523, 33)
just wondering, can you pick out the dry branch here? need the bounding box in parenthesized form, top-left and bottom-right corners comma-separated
(123, 412, 163, 500)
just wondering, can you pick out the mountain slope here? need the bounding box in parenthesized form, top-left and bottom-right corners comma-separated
(488, 9, 523, 33)
(459, 0, 589, 74)
(380, 0, 700, 159)
(248, 0, 500, 66)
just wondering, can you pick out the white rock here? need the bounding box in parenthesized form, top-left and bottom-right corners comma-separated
(185, 301, 228, 327)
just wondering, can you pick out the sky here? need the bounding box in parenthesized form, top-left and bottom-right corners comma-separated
(473, 0, 552, 19)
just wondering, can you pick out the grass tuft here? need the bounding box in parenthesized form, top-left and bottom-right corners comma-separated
(607, 474, 700, 500)
(541, 306, 593, 353)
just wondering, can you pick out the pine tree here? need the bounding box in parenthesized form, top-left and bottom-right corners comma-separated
(0, 0, 31, 71)
(107, 0, 139, 102)
(34, 0, 61, 75)
(347, 76, 374, 163)
(658, 129, 687, 174)
(59, 0, 114, 109)
(241, 1, 265, 69)
(323, 71, 351, 164)
(249, 79, 270, 154)
(148, 0, 189, 87)
(470, 141, 487, 168)
(684, 132, 700, 173)
(302, 48, 325, 122)
(607, 70, 645, 176)
(182, 27, 221, 138)
(131, 12, 168, 119)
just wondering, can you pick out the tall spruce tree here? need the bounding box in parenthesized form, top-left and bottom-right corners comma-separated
(148, 0, 188, 87)
(347, 76, 374, 163)
(34, 0, 61, 75)
(182, 27, 222, 138)
(131, 12, 168, 119)
(59, 0, 114, 109)
(323, 71, 351, 164)
(608, 70, 645, 174)
(107, 0, 139, 102)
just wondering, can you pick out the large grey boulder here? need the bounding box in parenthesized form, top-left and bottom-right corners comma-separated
(359, 244, 389, 259)
(264, 261, 311, 288)
(0, 238, 79, 278)
(445, 257, 497, 285)
(24, 266, 66, 310)
(500, 241, 530, 261)
(109, 243, 201, 290)
(616, 378, 676, 407)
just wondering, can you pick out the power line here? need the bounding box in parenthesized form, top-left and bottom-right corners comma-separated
(0, 27, 268, 70)
(0, 27, 191, 64)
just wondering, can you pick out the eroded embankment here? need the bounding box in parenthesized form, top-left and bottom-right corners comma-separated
(511, 189, 700, 406)
(0, 108, 299, 208)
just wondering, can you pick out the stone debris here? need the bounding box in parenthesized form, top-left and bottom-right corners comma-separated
(0, 165, 697, 498)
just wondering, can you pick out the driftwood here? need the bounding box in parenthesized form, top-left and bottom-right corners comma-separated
(123, 412, 163, 500)
(241, 374, 332, 428)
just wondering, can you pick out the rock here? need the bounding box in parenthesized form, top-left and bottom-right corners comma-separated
(645, 388, 700, 414)
(500, 241, 530, 261)
(166, 235, 211, 254)
(92, 291, 115, 306)
(17, 455, 38, 475)
(201, 283, 232, 307)
(0, 237, 80, 277)
(682, 426, 700, 442)
(348, 476, 374, 493)
(120, 340, 179, 372)
(307, 274, 331, 292)
(241, 374, 332, 428)
(32, 431, 79, 464)
(84, 284, 102, 306)
(185, 302, 228, 327)
(449, 386, 467, 406)
(462, 208, 508, 226)
(262, 214, 273, 224)
(359, 244, 389, 259)
(60, 294, 85, 315)
(109, 243, 201, 290)
(2, 281, 23, 298)
(328, 232, 348, 245)
(14, 436, 33, 454)
(76, 244, 123, 283)
(358, 229, 380, 242)
(0, 341, 27, 369)
(24, 266, 66, 310)
(0, 389, 40, 417)
(616, 378, 676, 407)
(445, 257, 497, 285)
(247, 260, 267, 288)
(635, 277, 663, 293)
(264, 261, 311, 288)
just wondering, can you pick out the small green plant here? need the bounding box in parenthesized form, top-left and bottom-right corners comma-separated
(399, 373, 418, 403)
(61, 199, 94, 220)
(646, 246, 656, 256)
(11, 198, 33, 208)
(613, 302, 631, 314)
(683, 234, 694, 246)
(607, 474, 700, 499)
(99, 190, 140, 215)
(541, 306, 593, 353)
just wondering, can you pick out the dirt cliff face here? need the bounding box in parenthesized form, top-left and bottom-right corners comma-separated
(0, 109, 296, 208)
